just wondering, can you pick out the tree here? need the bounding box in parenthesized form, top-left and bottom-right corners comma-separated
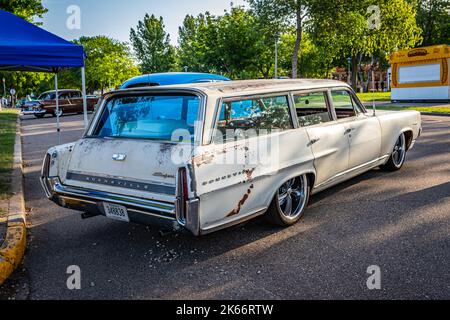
(178, 13, 218, 73)
(279, 30, 331, 79)
(59, 36, 140, 93)
(178, 8, 277, 79)
(309, 0, 422, 89)
(0, 71, 53, 98)
(416, 0, 450, 46)
(215, 7, 268, 78)
(248, 0, 312, 78)
(130, 14, 177, 73)
(0, 0, 47, 22)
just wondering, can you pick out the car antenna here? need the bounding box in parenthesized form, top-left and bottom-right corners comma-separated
(371, 55, 376, 116)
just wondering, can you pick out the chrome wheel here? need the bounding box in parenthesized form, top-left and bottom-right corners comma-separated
(392, 133, 406, 167)
(277, 175, 308, 221)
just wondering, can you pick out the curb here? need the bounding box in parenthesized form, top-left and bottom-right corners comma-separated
(0, 117, 26, 286)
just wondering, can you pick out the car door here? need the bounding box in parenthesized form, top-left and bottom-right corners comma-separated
(69, 91, 83, 113)
(330, 89, 381, 170)
(293, 90, 349, 187)
(58, 92, 72, 113)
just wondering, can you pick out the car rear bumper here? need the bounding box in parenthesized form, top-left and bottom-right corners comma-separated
(40, 176, 201, 235)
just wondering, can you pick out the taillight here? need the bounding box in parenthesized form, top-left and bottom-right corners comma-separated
(41, 153, 51, 178)
(177, 168, 189, 224)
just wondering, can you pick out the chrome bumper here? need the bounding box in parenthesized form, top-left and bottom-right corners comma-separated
(40, 176, 200, 236)
(20, 110, 46, 116)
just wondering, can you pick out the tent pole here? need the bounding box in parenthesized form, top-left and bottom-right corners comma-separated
(55, 73, 61, 145)
(81, 66, 88, 128)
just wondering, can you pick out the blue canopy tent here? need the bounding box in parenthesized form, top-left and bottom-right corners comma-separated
(0, 9, 89, 141)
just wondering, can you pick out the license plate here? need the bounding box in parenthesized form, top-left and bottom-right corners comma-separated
(103, 202, 130, 222)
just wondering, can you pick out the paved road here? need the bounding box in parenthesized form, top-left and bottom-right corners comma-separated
(1, 113, 449, 300)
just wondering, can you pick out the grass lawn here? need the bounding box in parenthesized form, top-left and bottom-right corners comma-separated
(357, 92, 391, 102)
(0, 109, 18, 203)
(375, 106, 450, 114)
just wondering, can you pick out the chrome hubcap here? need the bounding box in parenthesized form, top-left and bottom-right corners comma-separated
(392, 134, 406, 167)
(278, 175, 308, 220)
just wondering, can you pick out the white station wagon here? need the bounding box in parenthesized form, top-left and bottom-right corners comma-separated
(40, 80, 422, 236)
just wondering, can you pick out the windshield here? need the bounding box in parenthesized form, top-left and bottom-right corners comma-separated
(92, 94, 201, 142)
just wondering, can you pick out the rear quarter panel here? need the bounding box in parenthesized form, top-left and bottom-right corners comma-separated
(376, 110, 422, 157)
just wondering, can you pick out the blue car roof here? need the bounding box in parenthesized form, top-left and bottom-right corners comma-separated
(120, 72, 230, 89)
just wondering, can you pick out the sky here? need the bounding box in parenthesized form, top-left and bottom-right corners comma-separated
(40, 0, 247, 45)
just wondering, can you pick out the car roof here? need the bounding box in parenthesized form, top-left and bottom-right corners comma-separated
(41, 89, 79, 94)
(120, 72, 230, 89)
(117, 79, 350, 97)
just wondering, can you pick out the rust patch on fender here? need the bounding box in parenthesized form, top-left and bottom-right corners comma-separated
(193, 153, 215, 167)
(243, 168, 256, 181)
(227, 184, 254, 217)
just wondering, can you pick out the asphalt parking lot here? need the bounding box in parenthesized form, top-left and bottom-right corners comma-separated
(1, 113, 449, 300)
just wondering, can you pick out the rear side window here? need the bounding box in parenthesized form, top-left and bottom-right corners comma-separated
(293, 91, 332, 127)
(331, 90, 359, 119)
(214, 95, 293, 143)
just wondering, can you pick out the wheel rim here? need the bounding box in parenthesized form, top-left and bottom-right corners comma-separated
(277, 175, 308, 220)
(392, 134, 406, 167)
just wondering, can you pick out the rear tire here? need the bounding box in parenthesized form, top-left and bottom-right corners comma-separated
(381, 133, 407, 171)
(266, 174, 310, 227)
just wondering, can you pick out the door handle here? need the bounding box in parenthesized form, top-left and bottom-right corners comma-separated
(308, 138, 320, 146)
(344, 128, 356, 135)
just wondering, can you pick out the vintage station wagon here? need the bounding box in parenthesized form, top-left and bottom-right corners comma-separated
(40, 80, 422, 235)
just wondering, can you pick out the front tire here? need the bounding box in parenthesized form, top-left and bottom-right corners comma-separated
(266, 174, 310, 227)
(381, 133, 407, 171)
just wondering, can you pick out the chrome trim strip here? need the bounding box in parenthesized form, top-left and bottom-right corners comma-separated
(66, 171, 176, 195)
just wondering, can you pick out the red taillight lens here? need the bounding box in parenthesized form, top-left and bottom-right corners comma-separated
(177, 168, 189, 224)
(182, 169, 189, 202)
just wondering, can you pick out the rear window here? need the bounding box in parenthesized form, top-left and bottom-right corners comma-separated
(92, 94, 200, 142)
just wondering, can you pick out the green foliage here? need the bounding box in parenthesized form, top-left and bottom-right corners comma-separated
(179, 7, 282, 79)
(310, 0, 421, 58)
(0, 110, 18, 198)
(59, 36, 140, 92)
(357, 92, 391, 102)
(0, 71, 53, 98)
(278, 31, 331, 78)
(0, 0, 47, 22)
(248, 0, 313, 78)
(416, 0, 450, 46)
(130, 14, 177, 73)
(178, 13, 219, 73)
(308, 0, 422, 88)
